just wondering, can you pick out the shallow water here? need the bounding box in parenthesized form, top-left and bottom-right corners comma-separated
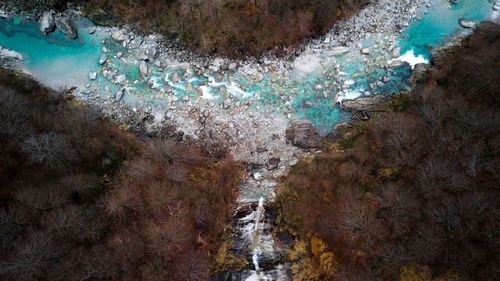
(0, 0, 493, 134)
(401, 0, 493, 58)
(0, 16, 103, 89)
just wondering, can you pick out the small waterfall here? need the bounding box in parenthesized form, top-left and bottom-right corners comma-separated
(211, 168, 290, 281)
(251, 197, 265, 273)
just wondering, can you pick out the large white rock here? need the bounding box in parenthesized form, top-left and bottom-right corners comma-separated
(39, 10, 55, 35)
(111, 30, 126, 42)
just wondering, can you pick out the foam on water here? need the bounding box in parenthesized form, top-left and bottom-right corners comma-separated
(396, 49, 429, 68)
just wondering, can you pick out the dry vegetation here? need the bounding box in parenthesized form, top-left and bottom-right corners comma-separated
(16, 0, 367, 57)
(0, 69, 240, 280)
(278, 23, 500, 281)
(83, 0, 367, 56)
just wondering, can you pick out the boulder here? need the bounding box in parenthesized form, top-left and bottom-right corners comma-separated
(111, 29, 126, 42)
(139, 60, 149, 78)
(459, 18, 476, 29)
(55, 16, 77, 39)
(209, 57, 225, 72)
(39, 10, 55, 35)
(341, 96, 383, 112)
(285, 120, 322, 149)
(88, 72, 97, 80)
(114, 74, 126, 85)
(115, 88, 125, 102)
(98, 54, 107, 65)
(266, 158, 280, 170)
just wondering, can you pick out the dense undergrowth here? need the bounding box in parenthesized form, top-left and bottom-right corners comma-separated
(12, 0, 367, 57)
(278, 22, 500, 281)
(0, 69, 240, 280)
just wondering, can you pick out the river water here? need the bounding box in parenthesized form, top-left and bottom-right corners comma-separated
(0, 1, 494, 134)
(0, 1, 496, 280)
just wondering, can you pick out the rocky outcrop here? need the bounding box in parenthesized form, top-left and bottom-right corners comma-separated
(285, 120, 322, 149)
(55, 16, 77, 39)
(341, 96, 383, 112)
(411, 63, 431, 84)
(39, 10, 55, 35)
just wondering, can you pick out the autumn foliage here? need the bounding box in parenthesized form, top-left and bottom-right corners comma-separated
(278, 23, 500, 281)
(80, 0, 367, 57)
(0, 69, 240, 280)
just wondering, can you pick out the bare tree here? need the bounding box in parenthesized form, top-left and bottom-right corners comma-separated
(22, 133, 77, 171)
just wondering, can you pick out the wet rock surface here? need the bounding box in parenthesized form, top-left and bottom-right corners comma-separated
(55, 15, 77, 39)
(39, 10, 55, 35)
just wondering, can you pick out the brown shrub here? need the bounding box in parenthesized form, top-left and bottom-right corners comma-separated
(279, 23, 500, 280)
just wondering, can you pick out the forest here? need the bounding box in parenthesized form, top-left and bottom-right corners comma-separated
(12, 0, 368, 56)
(0, 69, 240, 281)
(278, 22, 500, 281)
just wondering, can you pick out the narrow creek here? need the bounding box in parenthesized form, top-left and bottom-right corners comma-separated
(0, 1, 497, 280)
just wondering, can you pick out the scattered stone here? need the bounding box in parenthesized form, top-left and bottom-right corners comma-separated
(285, 120, 322, 149)
(88, 26, 96, 34)
(115, 88, 125, 102)
(458, 18, 476, 29)
(55, 16, 77, 39)
(361, 48, 370, 55)
(39, 10, 55, 35)
(114, 74, 126, 85)
(98, 54, 107, 65)
(267, 158, 281, 170)
(139, 60, 149, 78)
(111, 29, 126, 42)
(222, 98, 232, 109)
(209, 57, 225, 72)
